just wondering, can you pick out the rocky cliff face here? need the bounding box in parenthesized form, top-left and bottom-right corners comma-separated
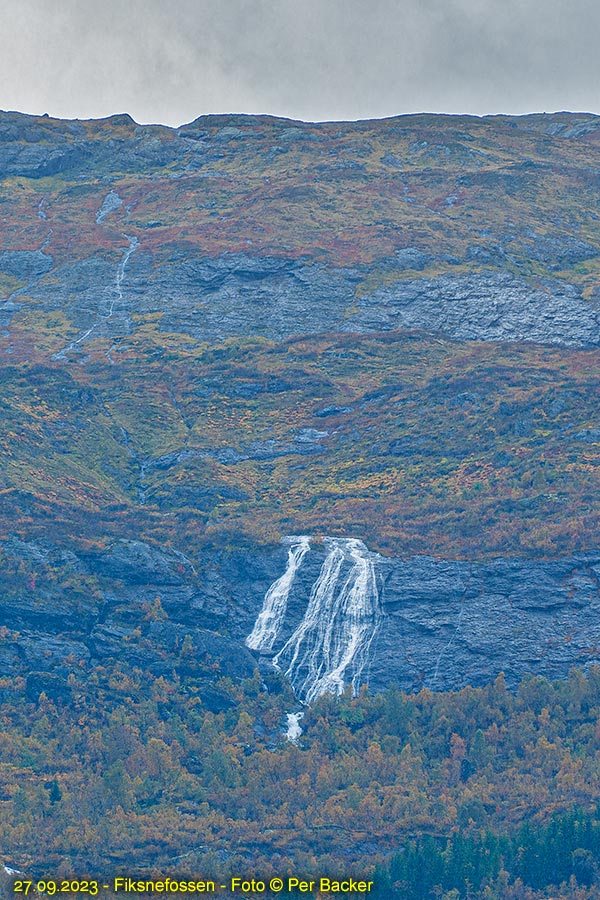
(244, 542, 600, 694)
(3, 535, 599, 701)
(10, 251, 599, 349)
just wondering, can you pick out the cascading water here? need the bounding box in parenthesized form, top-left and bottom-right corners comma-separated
(53, 233, 138, 360)
(245, 535, 311, 652)
(285, 712, 304, 744)
(275, 538, 382, 702)
(248, 537, 382, 703)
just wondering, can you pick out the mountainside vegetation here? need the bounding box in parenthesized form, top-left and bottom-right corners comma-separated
(3, 109, 600, 896)
(2, 109, 600, 561)
(3, 665, 600, 899)
(2, 331, 600, 561)
(3, 110, 600, 290)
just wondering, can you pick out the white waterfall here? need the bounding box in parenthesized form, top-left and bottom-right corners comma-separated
(285, 712, 304, 744)
(263, 537, 381, 703)
(245, 536, 311, 651)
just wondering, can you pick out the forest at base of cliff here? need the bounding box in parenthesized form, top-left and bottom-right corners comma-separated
(3, 664, 600, 899)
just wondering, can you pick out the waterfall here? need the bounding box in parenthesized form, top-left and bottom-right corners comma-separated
(285, 712, 304, 744)
(267, 538, 382, 703)
(245, 535, 311, 651)
(52, 233, 139, 359)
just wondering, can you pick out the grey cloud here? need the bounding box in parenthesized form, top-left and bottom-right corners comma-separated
(0, 0, 599, 124)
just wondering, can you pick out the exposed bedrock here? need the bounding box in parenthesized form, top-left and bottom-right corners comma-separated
(26, 251, 600, 347)
(355, 272, 600, 347)
(2, 537, 600, 698)
(5, 109, 600, 348)
(242, 542, 600, 694)
(372, 553, 600, 692)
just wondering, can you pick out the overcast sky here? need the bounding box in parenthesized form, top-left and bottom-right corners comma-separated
(1, 0, 599, 125)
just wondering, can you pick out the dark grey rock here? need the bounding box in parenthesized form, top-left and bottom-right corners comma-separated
(0, 642, 20, 675)
(28, 247, 600, 348)
(355, 272, 600, 347)
(369, 554, 600, 691)
(17, 633, 90, 670)
(4, 533, 600, 696)
(2, 110, 600, 348)
(89, 539, 194, 585)
(0, 131, 182, 180)
(153, 584, 229, 627)
(147, 621, 256, 678)
(0, 536, 285, 686)
(203, 436, 327, 465)
(381, 152, 404, 168)
(526, 232, 599, 267)
(394, 247, 432, 270)
(198, 686, 236, 713)
(30, 251, 363, 344)
(240, 544, 600, 694)
(574, 429, 600, 443)
(465, 244, 505, 265)
(0, 249, 53, 282)
(0, 590, 100, 632)
(89, 622, 138, 657)
(314, 405, 353, 418)
(26, 671, 72, 703)
(215, 127, 245, 142)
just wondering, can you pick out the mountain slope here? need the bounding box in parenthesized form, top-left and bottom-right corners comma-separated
(3, 110, 600, 357)
(1, 110, 600, 700)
